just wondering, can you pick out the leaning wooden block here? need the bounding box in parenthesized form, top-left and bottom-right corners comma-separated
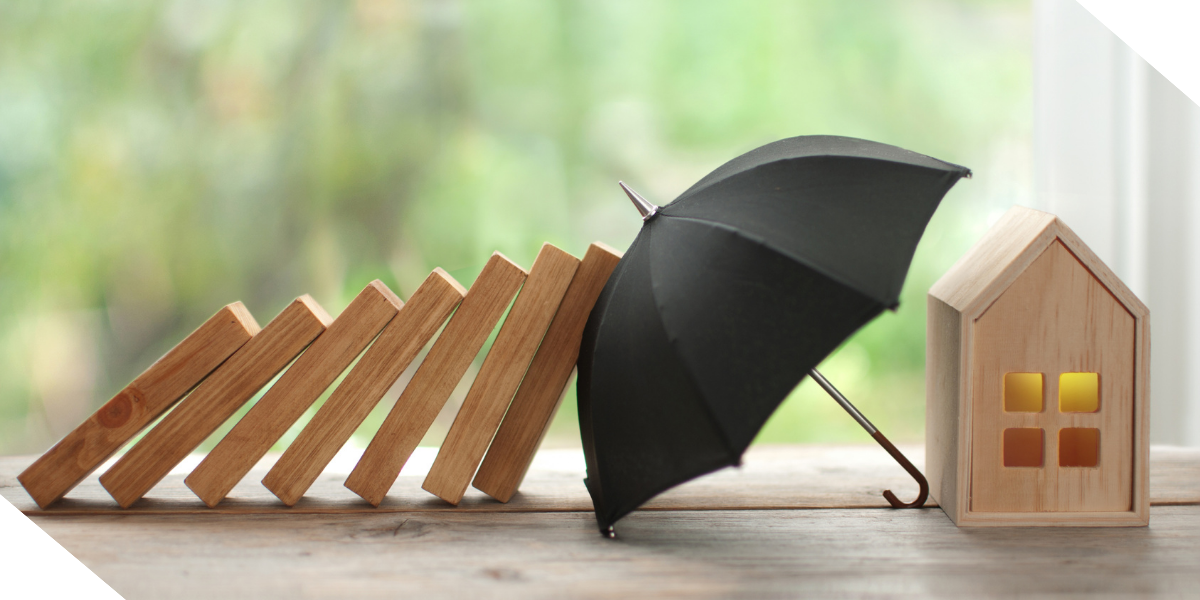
(344, 253, 527, 506)
(422, 243, 580, 505)
(99, 296, 331, 508)
(184, 282, 402, 507)
(17, 303, 260, 509)
(473, 242, 622, 502)
(263, 269, 466, 506)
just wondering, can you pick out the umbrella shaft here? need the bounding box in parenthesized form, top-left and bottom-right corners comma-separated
(808, 368, 878, 435)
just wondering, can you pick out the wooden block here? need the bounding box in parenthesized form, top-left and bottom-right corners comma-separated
(422, 244, 580, 505)
(969, 241, 1135, 513)
(343, 253, 528, 506)
(925, 294, 963, 522)
(263, 269, 467, 506)
(183, 282, 402, 507)
(472, 242, 621, 502)
(927, 206, 1150, 527)
(99, 297, 331, 508)
(16, 304, 259, 508)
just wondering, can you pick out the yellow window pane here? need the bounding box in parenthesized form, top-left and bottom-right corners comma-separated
(1059, 372, 1099, 413)
(1003, 428, 1044, 467)
(1059, 428, 1100, 467)
(1004, 372, 1043, 412)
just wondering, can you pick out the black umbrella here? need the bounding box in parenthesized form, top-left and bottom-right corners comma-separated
(577, 135, 970, 536)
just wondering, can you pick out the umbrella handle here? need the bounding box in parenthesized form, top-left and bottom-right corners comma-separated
(808, 369, 929, 508)
(870, 430, 930, 509)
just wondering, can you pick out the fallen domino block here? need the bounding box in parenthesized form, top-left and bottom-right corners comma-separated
(185, 282, 402, 507)
(100, 296, 330, 508)
(473, 242, 621, 502)
(18, 303, 259, 508)
(422, 243, 580, 505)
(344, 253, 527, 506)
(263, 269, 467, 506)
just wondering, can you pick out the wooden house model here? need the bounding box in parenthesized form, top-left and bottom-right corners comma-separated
(926, 205, 1150, 526)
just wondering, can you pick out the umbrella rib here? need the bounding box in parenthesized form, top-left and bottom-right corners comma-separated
(644, 225, 742, 462)
(667, 150, 969, 216)
(649, 215, 894, 460)
(658, 214, 897, 308)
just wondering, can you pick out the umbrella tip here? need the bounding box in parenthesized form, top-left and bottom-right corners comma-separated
(619, 181, 659, 221)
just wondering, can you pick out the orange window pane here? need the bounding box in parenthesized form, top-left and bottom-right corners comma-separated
(1004, 373, 1043, 412)
(1003, 428, 1044, 467)
(1059, 372, 1099, 413)
(1059, 428, 1100, 467)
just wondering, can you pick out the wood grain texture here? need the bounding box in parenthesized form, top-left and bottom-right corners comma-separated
(25, 507, 1200, 599)
(473, 242, 621, 502)
(184, 282, 402, 507)
(1056, 217, 1153, 526)
(475, 369, 574, 499)
(10, 447, 1199, 599)
(927, 206, 1151, 527)
(5, 446, 1196, 516)
(344, 254, 527, 506)
(924, 295, 962, 521)
(423, 244, 580, 505)
(99, 297, 331, 508)
(16, 303, 260, 508)
(928, 206, 1058, 314)
(262, 270, 466, 507)
(1052, 214, 1150, 317)
(970, 241, 1135, 514)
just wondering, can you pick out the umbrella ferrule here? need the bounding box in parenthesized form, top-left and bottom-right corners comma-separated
(619, 181, 660, 222)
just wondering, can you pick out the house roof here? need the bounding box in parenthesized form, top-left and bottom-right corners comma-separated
(929, 205, 1149, 319)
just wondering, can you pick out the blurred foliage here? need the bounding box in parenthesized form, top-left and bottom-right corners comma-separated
(0, 0, 1030, 455)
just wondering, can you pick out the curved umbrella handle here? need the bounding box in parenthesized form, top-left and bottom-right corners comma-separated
(808, 369, 929, 508)
(871, 430, 930, 509)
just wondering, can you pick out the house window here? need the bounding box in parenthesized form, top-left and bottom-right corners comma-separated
(1059, 372, 1100, 412)
(1003, 428, 1044, 467)
(1059, 428, 1101, 467)
(1004, 373, 1043, 412)
(1002, 372, 1102, 468)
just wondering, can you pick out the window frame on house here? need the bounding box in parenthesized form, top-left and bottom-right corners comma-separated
(1002, 370, 1102, 468)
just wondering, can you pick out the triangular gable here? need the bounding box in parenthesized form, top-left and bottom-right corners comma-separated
(930, 205, 1148, 320)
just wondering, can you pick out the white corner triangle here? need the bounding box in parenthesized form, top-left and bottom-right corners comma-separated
(1075, 0, 1200, 108)
(0, 495, 123, 599)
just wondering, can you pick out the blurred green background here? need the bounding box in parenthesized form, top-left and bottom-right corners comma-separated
(0, 0, 1031, 456)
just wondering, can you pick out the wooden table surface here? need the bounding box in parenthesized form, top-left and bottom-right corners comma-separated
(3, 444, 1198, 599)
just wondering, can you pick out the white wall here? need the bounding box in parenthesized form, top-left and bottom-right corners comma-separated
(1034, 0, 1200, 446)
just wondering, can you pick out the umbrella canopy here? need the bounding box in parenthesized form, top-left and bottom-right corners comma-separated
(577, 135, 970, 534)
